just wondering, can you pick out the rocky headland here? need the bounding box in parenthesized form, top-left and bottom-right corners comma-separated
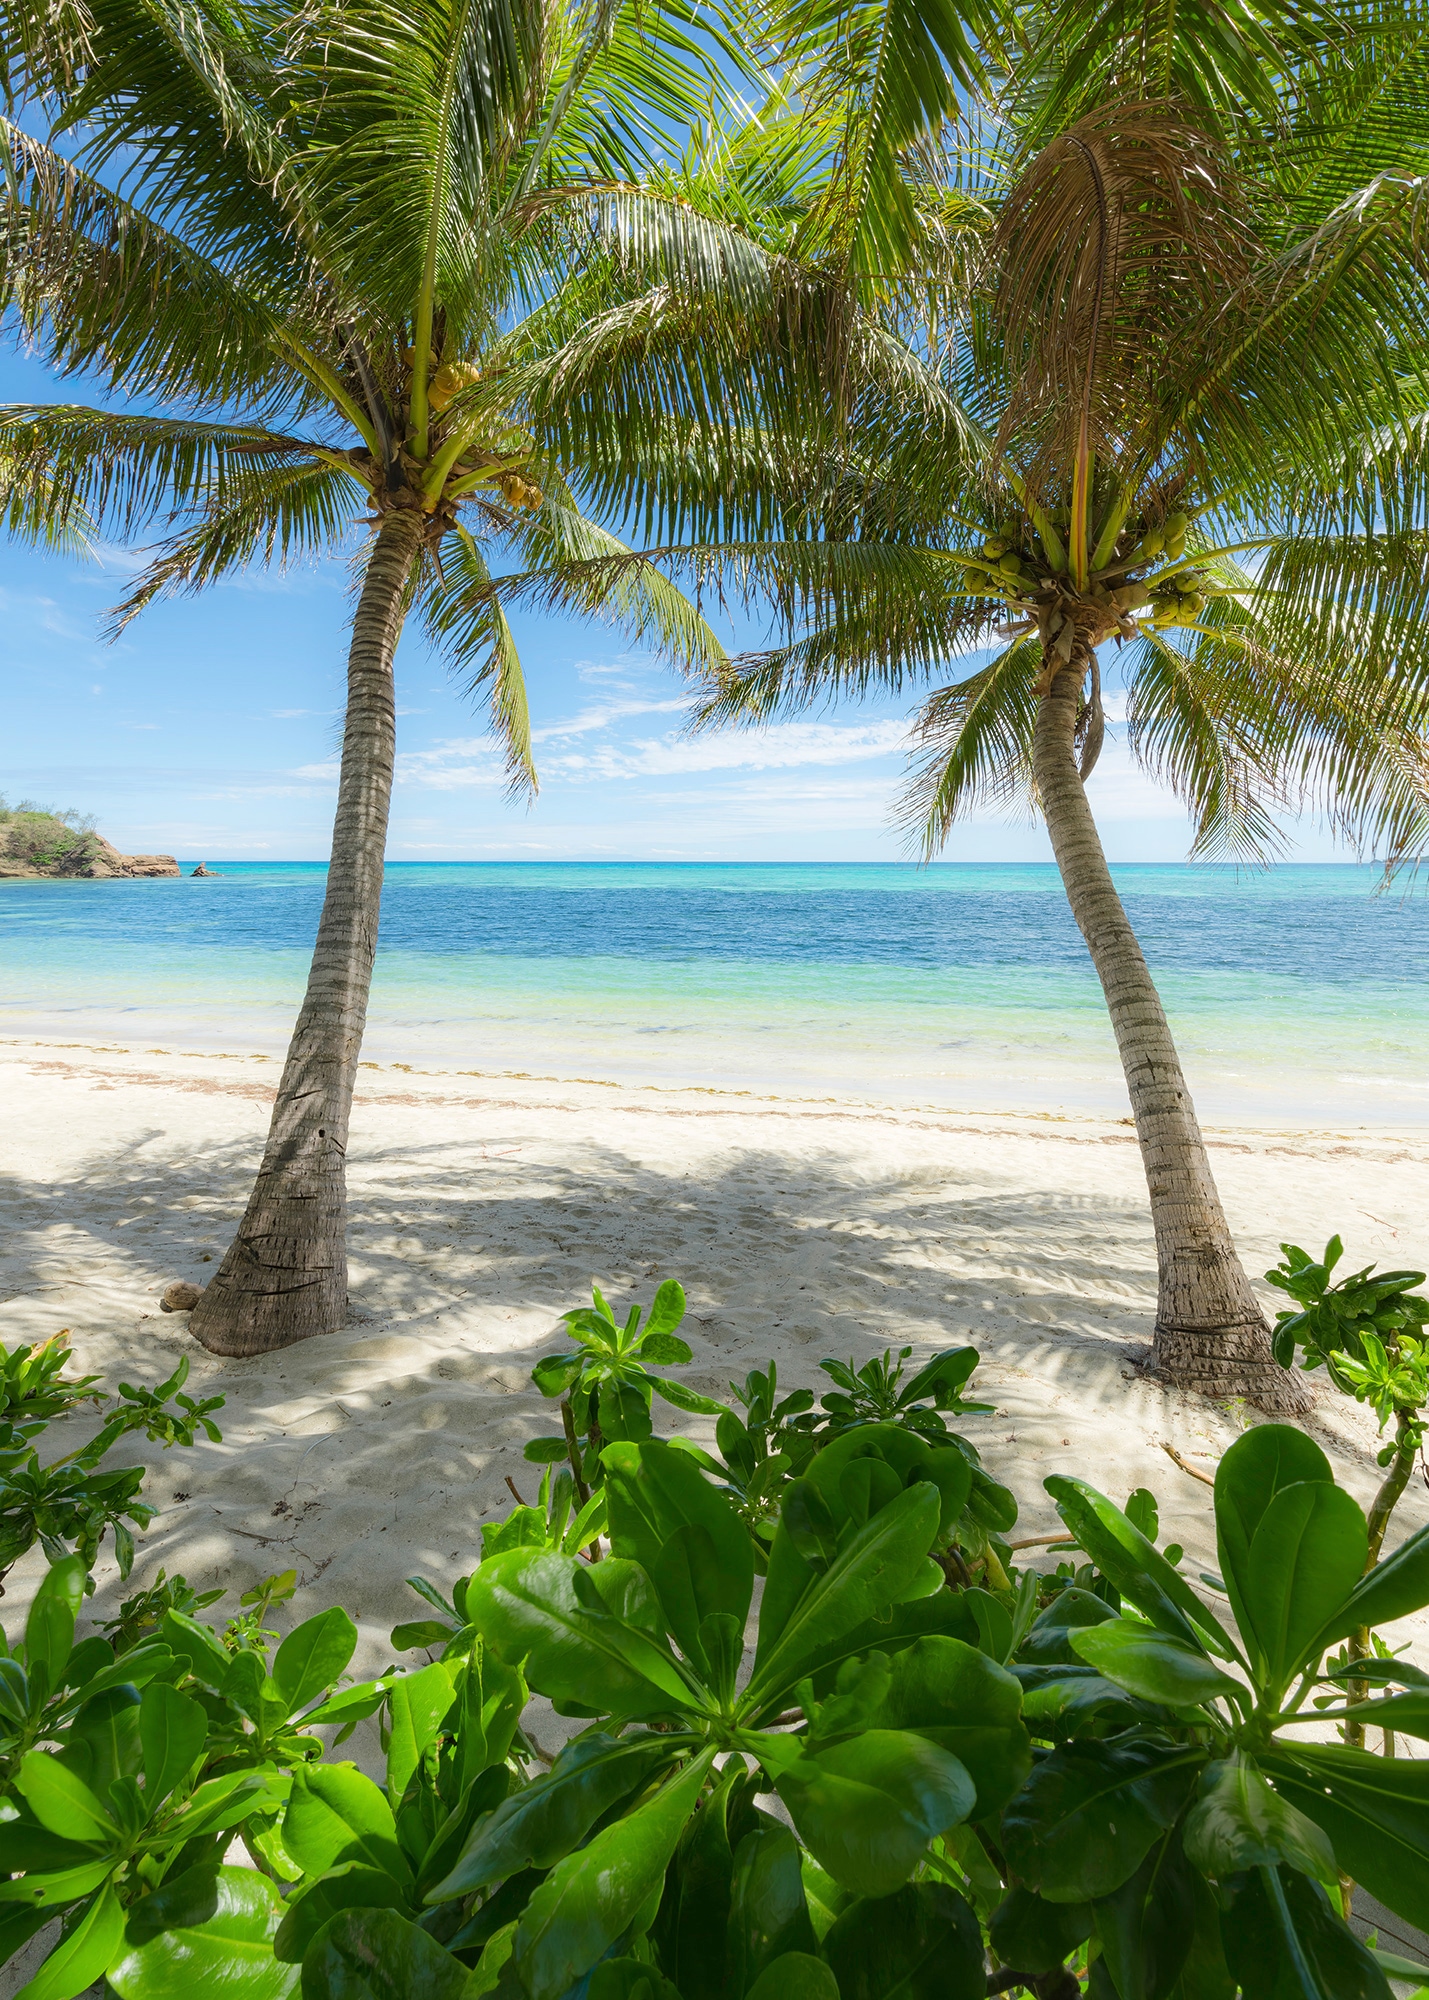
(0, 804, 179, 879)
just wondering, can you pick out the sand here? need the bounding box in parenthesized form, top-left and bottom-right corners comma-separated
(3, 1033, 1428, 1691)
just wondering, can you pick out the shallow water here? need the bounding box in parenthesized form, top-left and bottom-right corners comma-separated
(3, 861, 1426, 1122)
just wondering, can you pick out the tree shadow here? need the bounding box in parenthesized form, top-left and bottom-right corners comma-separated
(2, 1106, 1415, 1672)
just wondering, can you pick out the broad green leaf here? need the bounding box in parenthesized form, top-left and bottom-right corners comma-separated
(748, 1483, 940, 1709)
(1002, 1739, 1203, 1902)
(451, 1643, 525, 1794)
(1214, 1425, 1334, 1674)
(16, 1880, 123, 2000)
(602, 1441, 754, 1635)
(800, 1858, 846, 1942)
(646, 1376, 726, 1415)
(0, 1816, 105, 1877)
(651, 1524, 742, 1675)
(514, 1749, 716, 2000)
(111, 1866, 298, 2000)
(868, 1634, 1031, 1817)
(744, 1955, 839, 2000)
(588, 1958, 682, 2000)
(1245, 1483, 1367, 1688)
(1069, 1622, 1241, 1707)
(765, 1728, 974, 1897)
(161, 1611, 233, 1690)
(643, 1282, 686, 1338)
(989, 1887, 1092, 1977)
(823, 1882, 984, 2000)
(164, 1771, 285, 1844)
(139, 1684, 207, 1811)
(1092, 1826, 1197, 2000)
(900, 1347, 979, 1407)
(652, 1757, 741, 2000)
(1220, 1866, 1392, 2000)
(463, 1549, 690, 1718)
(1046, 1478, 1236, 1661)
(283, 1766, 408, 1885)
(272, 1608, 358, 1718)
(1302, 1690, 1429, 1739)
(299, 1907, 468, 2000)
(1261, 1742, 1429, 1932)
(1182, 1758, 1336, 1884)
(1013, 1667, 1166, 1740)
(802, 1592, 980, 1698)
(725, 1827, 818, 1996)
(1311, 1522, 1429, 1656)
(1172, 1872, 1235, 2000)
(302, 1681, 398, 1726)
(0, 1859, 117, 1908)
(531, 1354, 581, 1399)
(16, 1753, 119, 1845)
(427, 1732, 680, 1901)
(62, 1686, 142, 1798)
(638, 1332, 692, 1365)
(274, 1866, 408, 1966)
(965, 1588, 1014, 1664)
(1020, 1589, 1118, 1667)
(385, 1663, 455, 1805)
(24, 1558, 85, 1686)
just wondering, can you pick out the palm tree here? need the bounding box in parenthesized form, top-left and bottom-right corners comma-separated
(676, 77, 1429, 1408)
(0, 0, 741, 1356)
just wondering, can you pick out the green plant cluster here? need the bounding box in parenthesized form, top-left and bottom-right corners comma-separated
(0, 800, 102, 873)
(1269, 1239, 1429, 1472)
(0, 1337, 224, 1589)
(2, 1291, 1429, 2000)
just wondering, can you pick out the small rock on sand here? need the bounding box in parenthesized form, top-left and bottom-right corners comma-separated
(160, 1281, 204, 1312)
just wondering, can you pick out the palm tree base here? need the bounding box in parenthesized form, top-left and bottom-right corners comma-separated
(189, 1272, 346, 1356)
(1151, 1318, 1312, 1414)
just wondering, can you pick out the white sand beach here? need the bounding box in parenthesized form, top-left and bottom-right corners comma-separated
(4, 1032, 1428, 1688)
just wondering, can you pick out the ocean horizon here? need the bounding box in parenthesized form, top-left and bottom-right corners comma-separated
(4, 859, 1427, 1124)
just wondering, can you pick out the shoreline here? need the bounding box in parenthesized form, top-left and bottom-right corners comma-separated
(2, 1032, 1427, 1685)
(5, 1030, 1429, 1144)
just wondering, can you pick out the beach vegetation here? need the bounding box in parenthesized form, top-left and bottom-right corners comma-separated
(4, 1370, 1429, 2000)
(0, 0, 743, 1355)
(0, 801, 104, 876)
(1268, 1238, 1429, 1750)
(682, 40, 1429, 1407)
(523, 1282, 725, 1503)
(676, 1349, 1018, 1580)
(0, 1335, 223, 1597)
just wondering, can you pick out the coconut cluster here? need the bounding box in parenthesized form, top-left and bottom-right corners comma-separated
(963, 505, 1208, 637)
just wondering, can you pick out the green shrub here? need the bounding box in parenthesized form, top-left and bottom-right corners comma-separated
(2, 1303, 1428, 2000)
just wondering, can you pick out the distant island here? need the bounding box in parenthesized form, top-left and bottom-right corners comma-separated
(0, 798, 178, 879)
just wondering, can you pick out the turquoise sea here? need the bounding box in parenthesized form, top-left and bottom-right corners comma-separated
(2, 862, 1427, 1123)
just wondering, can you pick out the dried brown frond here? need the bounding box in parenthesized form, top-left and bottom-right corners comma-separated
(988, 102, 1259, 508)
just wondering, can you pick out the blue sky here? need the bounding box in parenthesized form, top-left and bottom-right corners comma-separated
(1, 348, 1353, 864)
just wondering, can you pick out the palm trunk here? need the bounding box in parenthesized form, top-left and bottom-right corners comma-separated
(190, 510, 424, 1357)
(1031, 658, 1308, 1412)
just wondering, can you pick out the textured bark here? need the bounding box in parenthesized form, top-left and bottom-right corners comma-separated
(1032, 658, 1309, 1412)
(191, 511, 424, 1356)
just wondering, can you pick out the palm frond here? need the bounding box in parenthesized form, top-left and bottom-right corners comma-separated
(106, 459, 365, 630)
(0, 406, 335, 543)
(898, 638, 1043, 853)
(423, 527, 537, 793)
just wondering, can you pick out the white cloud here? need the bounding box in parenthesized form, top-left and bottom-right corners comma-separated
(546, 719, 912, 781)
(531, 696, 692, 744)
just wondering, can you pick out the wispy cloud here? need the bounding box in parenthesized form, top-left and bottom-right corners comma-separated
(531, 696, 692, 744)
(546, 719, 912, 781)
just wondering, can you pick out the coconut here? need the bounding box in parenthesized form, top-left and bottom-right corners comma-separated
(983, 536, 1008, 558)
(998, 551, 1023, 576)
(1165, 510, 1189, 538)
